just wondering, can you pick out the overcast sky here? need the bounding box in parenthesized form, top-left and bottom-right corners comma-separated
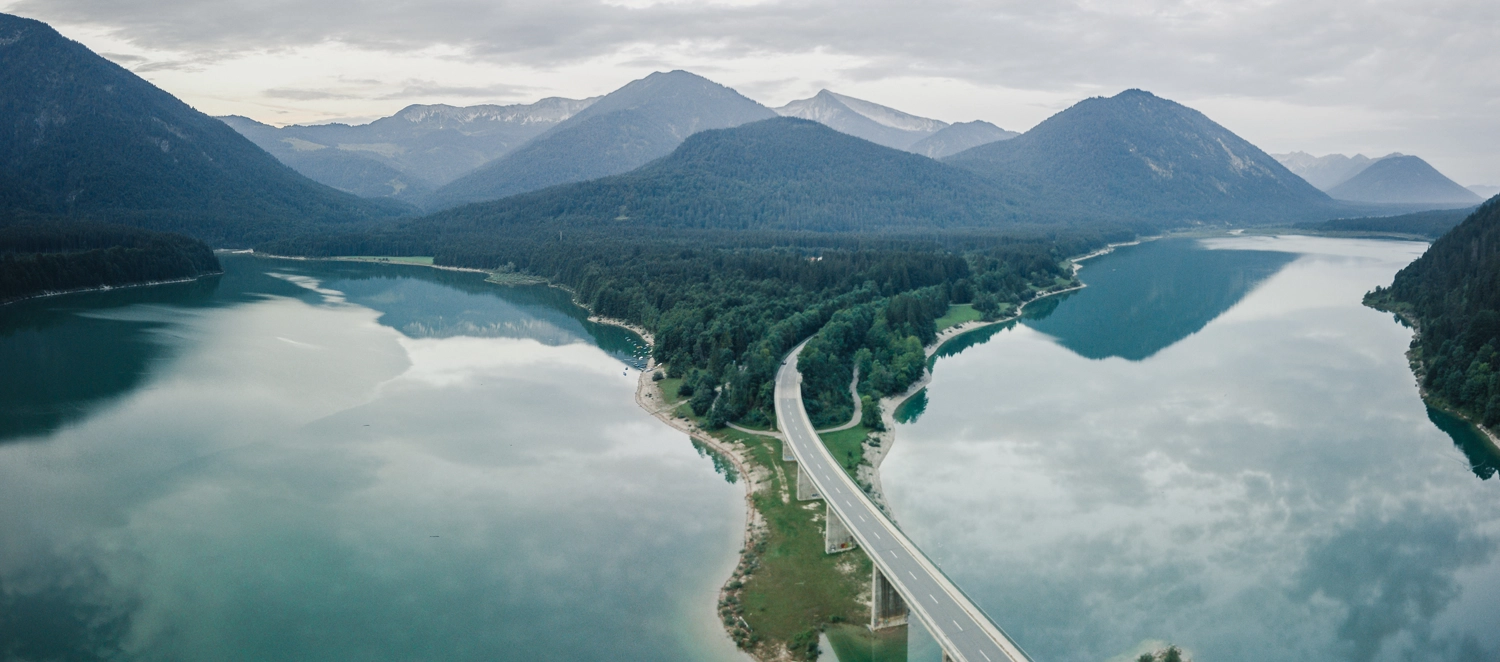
(6, 0, 1497, 184)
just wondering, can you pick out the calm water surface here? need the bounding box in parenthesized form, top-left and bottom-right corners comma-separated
(0, 255, 746, 661)
(887, 236, 1500, 662)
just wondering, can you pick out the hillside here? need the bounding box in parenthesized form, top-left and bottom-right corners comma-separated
(0, 220, 220, 303)
(427, 71, 775, 209)
(1273, 152, 1375, 190)
(413, 117, 1047, 236)
(908, 121, 1018, 159)
(775, 90, 946, 150)
(1327, 155, 1482, 205)
(0, 13, 407, 246)
(221, 97, 596, 199)
(946, 89, 1334, 224)
(1367, 198, 1500, 435)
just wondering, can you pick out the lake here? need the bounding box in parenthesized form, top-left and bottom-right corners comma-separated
(885, 236, 1500, 662)
(0, 255, 747, 661)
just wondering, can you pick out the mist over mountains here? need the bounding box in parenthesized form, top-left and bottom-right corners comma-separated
(1326, 155, 1482, 205)
(3, 8, 1478, 250)
(424, 71, 776, 210)
(774, 90, 948, 150)
(1274, 152, 1480, 205)
(221, 97, 596, 200)
(909, 121, 1019, 159)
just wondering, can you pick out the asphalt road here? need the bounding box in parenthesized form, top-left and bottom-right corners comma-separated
(774, 344, 1032, 662)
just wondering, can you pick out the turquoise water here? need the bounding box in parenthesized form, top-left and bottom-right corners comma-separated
(887, 236, 1500, 662)
(0, 255, 746, 661)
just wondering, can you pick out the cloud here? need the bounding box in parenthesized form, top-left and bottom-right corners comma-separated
(375, 80, 538, 100)
(6, 0, 1498, 181)
(263, 87, 362, 101)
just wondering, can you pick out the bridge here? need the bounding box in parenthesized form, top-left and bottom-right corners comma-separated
(773, 344, 1033, 662)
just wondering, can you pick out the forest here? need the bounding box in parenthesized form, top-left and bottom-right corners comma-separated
(1367, 197, 1500, 430)
(261, 218, 1117, 427)
(0, 219, 221, 303)
(1303, 206, 1477, 239)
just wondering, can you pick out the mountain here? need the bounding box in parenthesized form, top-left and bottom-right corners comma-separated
(1326, 155, 1482, 205)
(945, 89, 1334, 224)
(1272, 152, 1376, 190)
(775, 90, 947, 150)
(426, 71, 776, 210)
(908, 120, 1018, 159)
(1470, 185, 1500, 199)
(0, 13, 405, 246)
(220, 97, 596, 199)
(409, 117, 1046, 236)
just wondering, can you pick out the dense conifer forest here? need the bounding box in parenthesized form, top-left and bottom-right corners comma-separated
(1304, 206, 1477, 238)
(261, 219, 1117, 427)
(1367, 198, 1500, 431)
(0, 220, 220, 303)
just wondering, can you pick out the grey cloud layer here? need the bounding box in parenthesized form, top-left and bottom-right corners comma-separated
(13, 0, 1500, 180)
(18, 0, 1497, 104)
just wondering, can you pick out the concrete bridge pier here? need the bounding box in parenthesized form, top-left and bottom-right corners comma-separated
(870, 566, 909, 629)
(796, 464, 821, 500)
(824, 503, 856, 553)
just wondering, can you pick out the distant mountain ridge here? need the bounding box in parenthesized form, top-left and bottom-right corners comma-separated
(908, 121, 1018, 159)
(425, 71, 776, 210)
(775, 90, 947, 150)
(221, 96, 596, 199)
(1272, 152, 1376, 190)
(411, 117, 1043, 235)
(0, 12, 404, 246)
(1326, 155, 1481, 205)
(946, 89, 1334, 223)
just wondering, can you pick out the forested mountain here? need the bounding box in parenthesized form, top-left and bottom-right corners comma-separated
(1327, 155, 1482, 205)
(0, 220, 220, 303)
(908, 120, 1018, 159)
(1301, 206, 1477, 238)
(426, 71, 775, 209)
(946, 89, 1335, 224)
(1367, 198, 1500, 433)
(412, 117, 1061, 234)
(1273, 152, 1376, 190)
(260, 117, 1141, 428)
(775, 90, 947, 150)
(220, 97, 596, 199)
(0, 13, 408, 246)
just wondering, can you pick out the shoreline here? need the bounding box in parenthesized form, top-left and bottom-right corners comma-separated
(255, 238, 1142, 660)
(0, 271, 222, 307)
(862, 235, 1151, 519)
(1379, 306, 1500, 459)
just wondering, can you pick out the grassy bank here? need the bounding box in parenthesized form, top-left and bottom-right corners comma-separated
(718, 427, 874, 658)
(934, 303, 982, 331)
(330, 255, 434, 265)
(819, 425, 875, 480)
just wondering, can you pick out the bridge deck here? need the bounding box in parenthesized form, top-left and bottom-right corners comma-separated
(773, 345, 1032, 662)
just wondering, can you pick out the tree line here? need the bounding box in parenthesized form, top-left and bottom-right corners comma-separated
(1367, 197, 1500, 433)
(0, 219, 220, 303)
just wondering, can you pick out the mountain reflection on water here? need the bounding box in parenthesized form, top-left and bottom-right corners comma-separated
(1022, 238, 1298, 361)
(888, 235, 1500, 662)
(0, 256, 646, 444)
